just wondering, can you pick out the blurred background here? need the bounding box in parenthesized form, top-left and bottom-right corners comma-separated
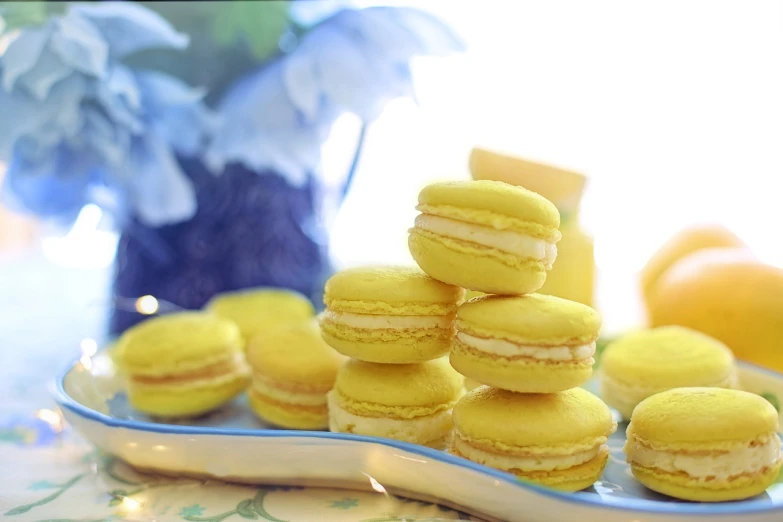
(1, 0, 782, 349)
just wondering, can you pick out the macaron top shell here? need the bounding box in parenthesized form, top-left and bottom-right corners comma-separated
(334, 358, 464, 408)
(205, 288, 315, 339)
(457, 294, 601, 346)
(453, 386, 615, 452)
(629, 387, 779, 448)
(418, 180, 560, 233)
(120, 312, 242, 375)
(602, 326, 735, 386)
(324, 266, 464, 315)
(246, 321, 345, 389)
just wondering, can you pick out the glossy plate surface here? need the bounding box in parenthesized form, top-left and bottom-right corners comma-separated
(54, 354, 783, 522)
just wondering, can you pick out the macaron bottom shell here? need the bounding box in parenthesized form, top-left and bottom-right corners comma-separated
(450, 341, 593, 393)
(408, 228, 547, 295)
(630, 461, 782, 502)
(450, 444, 609, 492)
(127, 370, 251, 418)
(320, 323, 450, 364)
(327, 392, 454, 450)
(248, 389, 328, 430)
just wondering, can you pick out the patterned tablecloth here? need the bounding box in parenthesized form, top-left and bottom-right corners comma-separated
(0, 250, 485, 522)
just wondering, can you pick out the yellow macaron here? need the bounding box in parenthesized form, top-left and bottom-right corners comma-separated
(451, 294, 601, 393)
(320, 266, 464, 363)
(119, 312, 250, 417)
(625, 387, 781, 502)
(328, 358, 464, 448)
(600, 326, 738, 419)
(205, 288, 315, 346)
(408, 180, 561, 295)
(246, 320, 346, 429)
(451, 386, 616, 491)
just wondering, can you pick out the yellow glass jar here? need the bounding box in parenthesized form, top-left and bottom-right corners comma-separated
(469, 147, 594, 306)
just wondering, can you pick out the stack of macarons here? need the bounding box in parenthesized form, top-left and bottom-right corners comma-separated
(408, 180, 615, 491)
(320, 266, 465, 449)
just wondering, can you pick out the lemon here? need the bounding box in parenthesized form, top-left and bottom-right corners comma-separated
(640, 225, 745, 303)
(647, 247, 783, 372)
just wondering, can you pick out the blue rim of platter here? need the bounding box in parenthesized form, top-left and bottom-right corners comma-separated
(53, 357, 783, 517)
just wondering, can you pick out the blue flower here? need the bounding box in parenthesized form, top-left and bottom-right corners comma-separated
(206, 6, 463, 186)
(0, 3, 211, 226)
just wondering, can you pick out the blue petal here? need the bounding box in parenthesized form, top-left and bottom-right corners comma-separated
(51, 11, 109, 78)
(82, 106, 130, 166)
(134, 71, 216, 155)
(134, 70, 206, 110)
(207, 62, 334, 184)
(69, 2, 188, 58)
(282, 51, 320, 121)
(289, 0, 359, 27)
(330, 9, 426, 63)
(106, 64, 141, 110)
(126, 134, 197, 226)
(0, 23, 51, 92)
(0, 74, 87, 159)
(282, 6, 461, 121)
(304, 27, 405, 120)
(1, 142, 93, 221)
(91, 65, 144, 133)
(381, 7, 465, 56)
(14, 48, 74, 100)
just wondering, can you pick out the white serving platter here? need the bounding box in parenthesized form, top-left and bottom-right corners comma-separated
(54, 352, 783, 522)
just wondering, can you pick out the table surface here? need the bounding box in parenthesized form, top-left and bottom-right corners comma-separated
(0, 250, 485, 522)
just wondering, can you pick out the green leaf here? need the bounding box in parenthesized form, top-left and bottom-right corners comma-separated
(237, 499, 258, 519)
(0, 1, 48, 31)
(252, 489, 288, 522)
(761, 392, 781, 412)
(4, 474, 84, 516)
(208, 1, 291, 61)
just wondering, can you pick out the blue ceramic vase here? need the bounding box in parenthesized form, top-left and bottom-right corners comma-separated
(109, 153, 355, 334)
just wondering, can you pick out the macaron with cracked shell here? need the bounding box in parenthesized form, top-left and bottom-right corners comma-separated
(320, 265, 464, 363)
(408, 180, 561, 295)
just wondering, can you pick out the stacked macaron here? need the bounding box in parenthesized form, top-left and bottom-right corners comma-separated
(320, 266, 465, 449)
(408, 180, 615, 491)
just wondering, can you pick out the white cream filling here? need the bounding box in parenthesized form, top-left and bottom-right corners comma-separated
(456, 332, 595, 361)
(322, 310, 451, 330)
(414, 214, 557, 264)
(625, 435, 781, 480)
(453, 434, 602, 471)
(327, 391, 452, 444)
(130, 354, 250, 387)
(252, 377, 327, 406)
(601, 373, 738, 418)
